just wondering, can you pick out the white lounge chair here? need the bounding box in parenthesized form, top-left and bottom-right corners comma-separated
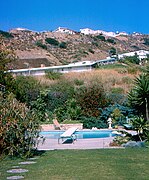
(58, 127, 78, 144)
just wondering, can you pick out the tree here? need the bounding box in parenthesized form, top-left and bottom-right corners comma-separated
(0, 37, 16, 93)
(76, 81, 108, 117)
(128, 73, 149, 122)
(0, 93, 40, 157)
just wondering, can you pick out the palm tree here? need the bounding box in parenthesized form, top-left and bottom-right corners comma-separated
(128, 72, 149, 122)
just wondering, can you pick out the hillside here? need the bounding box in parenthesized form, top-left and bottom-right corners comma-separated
(1, 28, 149, 69)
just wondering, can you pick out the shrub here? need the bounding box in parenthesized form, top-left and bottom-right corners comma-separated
(45, 71, 62, 80)
(45, 38, 59, 46)
(88, 48, 95, 54)
(127, 67, 138, 74)
(76, 81, 108, 117)
(123, 55, 140, 65)
(0, 93, 40, 157)
(107, 38, 116, 44)
(31, 80, 75, 122)
(49, 79, 75, 99)
(59, 42, 67, 48)
(35, 41, 47, 50)
(14, 76, 41, 105)
(99, 104, 135, 126)
(109, 47, 116, 56)
(81, 116, 108, 129)
(74, 79, 84, 86)
(96, 35, 106, 41)
(0, 47, 16, 94)
(92, 42, 98, 47)
(122, 76, 133, 84)
(113, 135, 131, 146)
(143, 38, 149, 46)
(0, 30, 14, 38)
(107, 93, 127, 105)
(55, 98, 82, 122)
(111, 87, 124, 94)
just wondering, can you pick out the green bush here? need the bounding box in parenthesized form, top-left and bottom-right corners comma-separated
(0, 93, 40, 157)
(59, 42, 67, 48)
(88, 48, 95, 54)
(45, 38, 59, 46)
(81, 116, 107, 129)
(55, 98, 82, 122)
(31, 80, 75, 122)
(107, 38, 116, 44)
(122, 55, 140, 65)
(0, 30, 14, 38)
(35, 41, 47, 50)
(95, 35, 106, 41)
(109, 47, 116, 56)
(14, 76, 41, 105)
(113, 135, 131, 145)
(76, 81, 108, 117)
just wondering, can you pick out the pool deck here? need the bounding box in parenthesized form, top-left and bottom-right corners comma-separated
(37, 128, 136, 150)
(37, 137, 120, 150)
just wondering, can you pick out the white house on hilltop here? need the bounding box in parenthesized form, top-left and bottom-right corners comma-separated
(80, 28, 117, 37)
(53, 27, 76, 34)
(80, 28, 97, 35)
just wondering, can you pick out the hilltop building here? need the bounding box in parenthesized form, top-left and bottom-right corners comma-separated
(53, 27, 76, 34)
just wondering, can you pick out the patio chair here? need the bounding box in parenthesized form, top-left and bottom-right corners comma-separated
(58, 127, 78, 144)
(53, 119, 65, 130)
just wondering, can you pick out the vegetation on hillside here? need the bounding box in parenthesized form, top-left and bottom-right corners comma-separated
(1, 29, 149, 68)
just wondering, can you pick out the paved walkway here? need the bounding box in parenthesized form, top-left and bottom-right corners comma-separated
(37, 137, 120, 150)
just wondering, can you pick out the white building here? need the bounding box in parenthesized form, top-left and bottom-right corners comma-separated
(53, 27, 76, 34)
(80, 28, 117, 37)
(118, 50, 149, 60)
(9, 28, 33, 34)
(8, 58, 116, 76)
(80, 28, 97, 35)
(116, 31, 128, 36)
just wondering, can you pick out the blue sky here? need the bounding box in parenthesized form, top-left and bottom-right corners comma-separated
(0, 0, 149, 34)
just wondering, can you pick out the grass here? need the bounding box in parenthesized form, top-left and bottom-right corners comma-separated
(35, 67, 138, 94)
(1, 148, 149, 180)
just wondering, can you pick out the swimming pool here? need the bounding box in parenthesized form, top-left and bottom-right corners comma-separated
(40, 130, 117, 139)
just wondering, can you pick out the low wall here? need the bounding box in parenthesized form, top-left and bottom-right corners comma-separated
(41, 123, 83, 131)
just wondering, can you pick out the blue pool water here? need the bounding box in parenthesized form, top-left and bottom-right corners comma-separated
(40, 130, 117, 139)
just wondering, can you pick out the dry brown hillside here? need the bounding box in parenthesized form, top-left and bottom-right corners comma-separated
(1, 29, 149, 69)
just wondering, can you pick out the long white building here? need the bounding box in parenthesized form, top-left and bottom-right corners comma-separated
(8, 58, 116, 76)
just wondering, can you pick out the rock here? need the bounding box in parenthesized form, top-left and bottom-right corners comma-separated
(122, 141, 146, 148)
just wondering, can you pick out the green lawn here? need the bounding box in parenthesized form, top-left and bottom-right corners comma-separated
(1, 148, 149, 180)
